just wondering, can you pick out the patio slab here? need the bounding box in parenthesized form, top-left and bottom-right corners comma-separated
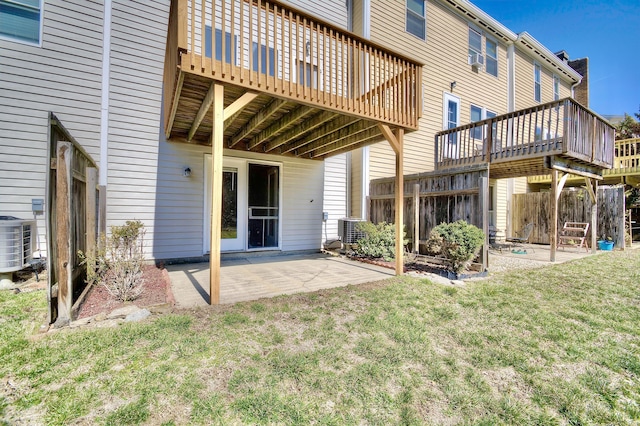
(166, 253, 394, 307)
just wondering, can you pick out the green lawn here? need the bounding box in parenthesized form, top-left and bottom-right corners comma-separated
(1, 250, 639, 425)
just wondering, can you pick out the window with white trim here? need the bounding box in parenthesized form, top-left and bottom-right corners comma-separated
(470, 105, 497, 140)
(406, 0, 425, 40)
(443, 93, 460, 157)
(468, 27, 482, 61)
(553, 75, 560, 101)
(485, 38, 498, 77)
(0, 0, 42, 45)
(534, 63, 542, 102)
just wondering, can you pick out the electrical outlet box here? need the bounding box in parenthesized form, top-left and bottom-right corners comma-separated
(322, 212, 329, 221)
(32, 199, 44, 213)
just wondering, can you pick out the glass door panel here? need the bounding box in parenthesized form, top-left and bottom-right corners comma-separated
(248, 163, 280, 249)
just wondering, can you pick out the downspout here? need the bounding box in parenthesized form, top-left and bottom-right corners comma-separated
(360, 0, 371, 220)
(506, 42, 515, 236)
(98, 0, 112, 232)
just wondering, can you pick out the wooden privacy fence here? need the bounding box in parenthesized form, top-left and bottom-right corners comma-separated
(47, 113, 100, 326)
(511, 186, 626, 248)
(369, 165, 489, 264)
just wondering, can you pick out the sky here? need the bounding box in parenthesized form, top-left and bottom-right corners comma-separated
(471, 0, 640, 117)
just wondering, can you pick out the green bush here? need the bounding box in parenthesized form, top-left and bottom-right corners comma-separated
(353, 221, 405, 261)
(426, 220, 485, 273)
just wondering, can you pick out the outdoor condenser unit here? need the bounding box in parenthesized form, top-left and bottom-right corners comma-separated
(338, 218, 366, 244)
(0, 216, 36, 275)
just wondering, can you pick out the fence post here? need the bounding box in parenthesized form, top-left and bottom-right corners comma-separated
(550, 170, 558, 262)
(55, 141, 73, 326)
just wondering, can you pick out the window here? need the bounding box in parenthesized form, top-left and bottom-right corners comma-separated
(252, 42, 276, 77)
(298, 61, 317, 89)
(485, 38, 498, 77)
(205, 26, 236, 64)
(406, 0, 425, 40)
(470, 105, 497, 140)
(553, 75, 560, 101)
(534, 63, 541, 102)
(0, 0, 42, 45)
(443, 93, 460, 155)
(469, 26, 498, 77)
(468, 27, 482, 59)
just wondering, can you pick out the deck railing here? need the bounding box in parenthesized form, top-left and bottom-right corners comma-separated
(435, 98, 615, 170)
(164, 0, 422, 131)
(528, 138, 640, 184)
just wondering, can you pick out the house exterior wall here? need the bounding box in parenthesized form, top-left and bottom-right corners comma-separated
(0, 0, 104, 255)
(513, 46, 574, 110)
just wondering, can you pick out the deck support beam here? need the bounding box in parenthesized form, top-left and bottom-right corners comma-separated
(379, 124, 404, 276)
(585, 177, 598, 253)
(479, 176, 489, 271)
(209, 83, 224, 305)
(550, 170, 568, 262)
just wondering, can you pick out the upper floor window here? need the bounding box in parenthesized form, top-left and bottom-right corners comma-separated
(485, 38, 498, 77)
(468, 27, 482, 59)
(406, 0, 426, 40)
(553, 75, 560, 101)
(534, 63, 541, 102)
(0, 0, 42, 45)
(469, 26, 498, 77)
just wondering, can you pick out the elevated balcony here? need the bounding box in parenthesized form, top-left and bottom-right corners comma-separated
(435, 98, 615, 180)
(529, 138, 640, 187)
(163, 0, 422, 158)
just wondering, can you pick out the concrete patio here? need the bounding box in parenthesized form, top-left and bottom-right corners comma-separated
(166, 252, 395, 307)
(166, 244, 611, 308)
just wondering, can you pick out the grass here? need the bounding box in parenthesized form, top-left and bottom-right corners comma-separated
(1, 250, 639, 425)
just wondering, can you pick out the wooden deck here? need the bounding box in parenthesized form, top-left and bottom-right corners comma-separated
(435, 98, 615, 179)
(163, 0, 422, 159)
(529, 138, 640, 186)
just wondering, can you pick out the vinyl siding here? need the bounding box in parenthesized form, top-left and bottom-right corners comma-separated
(106, 0, 170, 259)
(0, 0, 104, 255)
(514, 47, 575, 110)
(323, 154, 348, 242)
(366, 0, 510, 180)
(285, 0, 349, 29)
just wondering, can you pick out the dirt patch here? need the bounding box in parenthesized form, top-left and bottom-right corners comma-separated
(77, 265, 172, 319)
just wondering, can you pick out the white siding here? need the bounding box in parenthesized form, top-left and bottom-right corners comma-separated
(0, 0, 104, 254)
(323, 154, 348, 242)
(106, 0, 170, 259)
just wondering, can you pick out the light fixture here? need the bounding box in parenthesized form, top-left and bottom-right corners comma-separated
(450, 81, 457, 91)
(183, 167, 192, 177)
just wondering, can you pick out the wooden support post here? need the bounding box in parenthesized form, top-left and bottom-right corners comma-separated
(479, 176, 489, 271)
(378, 123, 404, 276)
(85, 167, 98, 278)
(413, 183, 419, 254)
(210, 84, 224, 305)
(550, 170, 559, 262)
(98, 185, 107, 235)
(55, 141, 73, 326)
(584, 177, 598, 253)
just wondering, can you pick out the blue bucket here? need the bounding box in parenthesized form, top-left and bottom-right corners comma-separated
(597, 240, 614, 251)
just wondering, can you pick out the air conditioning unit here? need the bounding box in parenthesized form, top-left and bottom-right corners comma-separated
(338, 218, 366, 244)
(468, 53, 484, 68)
(0, 217, 36, 274)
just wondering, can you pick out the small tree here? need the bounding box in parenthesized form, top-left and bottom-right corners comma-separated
(615, 112, 640, 140)
(353, 221, 406, 261)
(426, 221, 485, 273)
(79, 220, 146, 302)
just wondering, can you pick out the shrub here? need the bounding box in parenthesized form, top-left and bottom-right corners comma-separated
(353, 221, 406, 261)
(426, 221, 485, 273)
(79, 220, 146, 302)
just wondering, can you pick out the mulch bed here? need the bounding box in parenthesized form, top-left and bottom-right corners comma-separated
(77, 265, 173, 319)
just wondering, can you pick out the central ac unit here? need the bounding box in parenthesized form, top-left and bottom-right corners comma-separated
(468, 53, 484, 68)
(338, 218, 366, 244)
(0, 217, 36, 274)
